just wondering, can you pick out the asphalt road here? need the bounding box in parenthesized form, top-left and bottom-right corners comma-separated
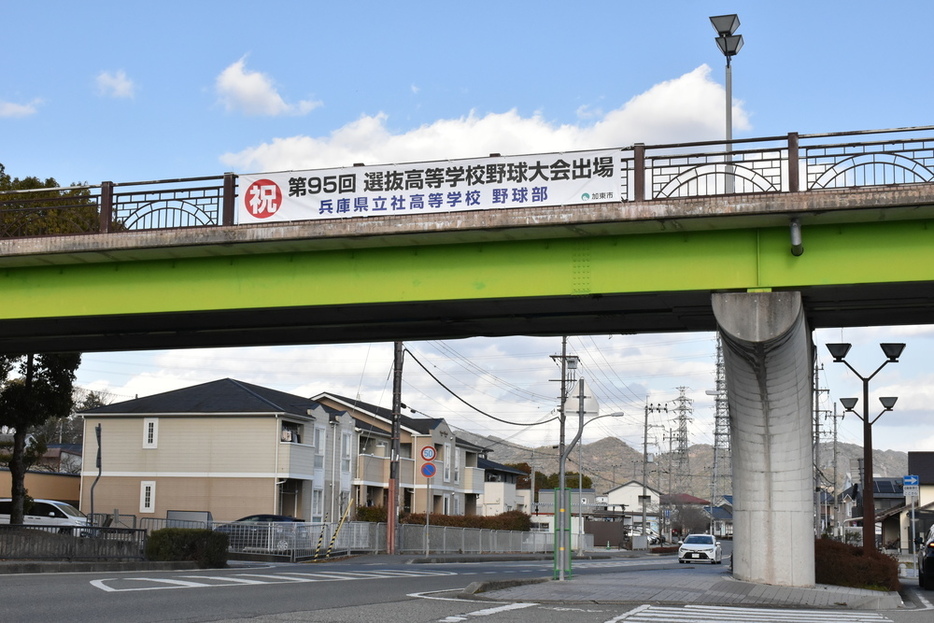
(2, 553, 932, 623)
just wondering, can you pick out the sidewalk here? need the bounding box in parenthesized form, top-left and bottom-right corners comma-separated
(401, 549, 908, 611)
(467, 565, 904, 611)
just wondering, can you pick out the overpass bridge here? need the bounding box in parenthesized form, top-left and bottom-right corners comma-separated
(3, 125, 934, 588)
(2, 126, 934, 353)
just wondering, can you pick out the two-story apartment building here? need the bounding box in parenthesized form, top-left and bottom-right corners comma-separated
(313, 392, 486, 517)
(79, 379, 356, 522)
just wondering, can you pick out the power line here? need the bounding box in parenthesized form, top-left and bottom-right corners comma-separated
(405, 348, 558, 427)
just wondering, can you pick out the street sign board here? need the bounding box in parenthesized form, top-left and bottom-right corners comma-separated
(904, 474, 920, 498)
(421, 462, 437, 478)
(420, 446, 437, 461)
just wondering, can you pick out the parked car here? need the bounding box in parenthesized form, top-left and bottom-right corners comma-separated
(919, 525, 934, 590)
(0, 498, 89, 533)
(678, 533, 722, 564)
(215, 514, 309, 552)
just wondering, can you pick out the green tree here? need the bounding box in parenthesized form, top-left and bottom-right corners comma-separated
(537, 471, 593, 490)
(34, 388, 110, 447)
(0, 353, 81, 524)
(0, 163, 98, 238)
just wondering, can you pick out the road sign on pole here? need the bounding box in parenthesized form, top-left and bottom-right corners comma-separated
(904, 474, 920, 498)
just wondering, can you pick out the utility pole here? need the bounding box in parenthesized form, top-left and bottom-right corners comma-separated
(813, 363, 830, 536)
(387, 342, 404, 555)
(550, 337, 578, 580)
(827, 402, 844, 538)
(643, 402, 667, 538)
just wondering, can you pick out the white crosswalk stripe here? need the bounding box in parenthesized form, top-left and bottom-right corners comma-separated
(91, 568, 456, 592)
(613, 604, 893, 623)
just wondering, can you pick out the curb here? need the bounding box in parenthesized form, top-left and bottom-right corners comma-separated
(0, 560, 200, 574)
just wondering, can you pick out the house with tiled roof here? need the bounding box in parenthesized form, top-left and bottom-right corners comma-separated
(79, 379, 356, 523)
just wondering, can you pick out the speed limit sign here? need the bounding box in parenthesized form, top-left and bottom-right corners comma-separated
(420, 446, 437, 461)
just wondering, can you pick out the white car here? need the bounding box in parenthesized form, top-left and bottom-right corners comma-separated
(0, 498, 89, 531)
(678, 534, 722, 564)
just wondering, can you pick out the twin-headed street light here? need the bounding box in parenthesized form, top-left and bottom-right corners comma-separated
(827, 342, 905, 553)
(709, 14, 743, 194)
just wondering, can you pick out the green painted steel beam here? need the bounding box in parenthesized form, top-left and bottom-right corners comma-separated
(1, 220, 932, 322)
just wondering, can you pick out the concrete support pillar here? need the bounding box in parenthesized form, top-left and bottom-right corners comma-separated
(712, 291, 815, 587)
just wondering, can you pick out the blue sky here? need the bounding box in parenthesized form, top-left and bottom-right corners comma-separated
(4, 2, 934, 463)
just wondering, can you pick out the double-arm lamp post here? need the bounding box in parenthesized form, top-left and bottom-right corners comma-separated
(709, 14, 743, 194)
(826, 342, 904, 553)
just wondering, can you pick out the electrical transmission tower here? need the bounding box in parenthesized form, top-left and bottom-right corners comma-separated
(709, 336, 731, 527)
(670, 386, 693, 485)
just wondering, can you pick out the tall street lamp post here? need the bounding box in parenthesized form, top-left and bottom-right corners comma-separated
(827, 342, 904, 553)
(709, 14, 743, 194)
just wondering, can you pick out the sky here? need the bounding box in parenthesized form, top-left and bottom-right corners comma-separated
(3, 1, 934, 465)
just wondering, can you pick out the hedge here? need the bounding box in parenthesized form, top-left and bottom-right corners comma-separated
(814, 538, 900, 591)
(146, 528, 228, 569)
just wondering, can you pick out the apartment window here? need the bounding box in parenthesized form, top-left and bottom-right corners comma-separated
(341, 432, 352, 473)
(314, 426, 325, 469)
(143, 418, 158, 449)
(443, 443, 452, 482)
(454, 447, 460, 484)
(140, 481, 156, 513)
(311, 488, 324, 523)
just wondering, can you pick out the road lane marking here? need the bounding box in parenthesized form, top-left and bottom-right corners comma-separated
(91, 568, 457, 592)
(437, 602, 537, 622)
(609, 604, 892, 622)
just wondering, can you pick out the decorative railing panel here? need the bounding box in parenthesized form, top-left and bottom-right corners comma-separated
(3, 128, 934, 240)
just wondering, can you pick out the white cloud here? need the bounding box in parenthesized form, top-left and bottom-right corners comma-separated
(96, 70, 135, 99)
(0, 99, 41, 118)
(215, 57, 321, 117)
(221, 65, 749, 173)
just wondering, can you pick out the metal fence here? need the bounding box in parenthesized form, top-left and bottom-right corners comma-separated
(0, 523, 146, 560)
(398, 523, 557, 555)
(2, 518, 566, 563)
(3, 127, 934, 239)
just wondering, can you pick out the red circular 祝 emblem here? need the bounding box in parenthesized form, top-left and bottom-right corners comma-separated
(244, 179, 283, 219)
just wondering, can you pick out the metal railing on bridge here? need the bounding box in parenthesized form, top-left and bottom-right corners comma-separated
(4, 126, 933, 239)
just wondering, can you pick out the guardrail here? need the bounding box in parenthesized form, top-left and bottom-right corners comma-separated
(4, 126, 932, 239)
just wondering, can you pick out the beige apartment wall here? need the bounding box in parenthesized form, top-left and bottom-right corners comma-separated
(80, 476, 275, 522)
(83, 416, 277, 474)
(356, 454, 390, 483)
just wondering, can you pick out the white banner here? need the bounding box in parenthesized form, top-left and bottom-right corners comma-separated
(237, 149, 622, 224)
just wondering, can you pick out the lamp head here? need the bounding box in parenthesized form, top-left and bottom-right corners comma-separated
(879, 396, 898, 410)
(709, 14, 740, 37)
(827, 343, 852, 362)
(840, 397, 859, 412)
(880, 343, 905, 362)
(715, 34, 744, 57)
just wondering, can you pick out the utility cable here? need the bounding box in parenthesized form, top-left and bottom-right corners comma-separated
(404, 348, 558, 427)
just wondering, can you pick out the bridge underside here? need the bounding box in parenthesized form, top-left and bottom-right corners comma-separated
(0, 280, 933, 354)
